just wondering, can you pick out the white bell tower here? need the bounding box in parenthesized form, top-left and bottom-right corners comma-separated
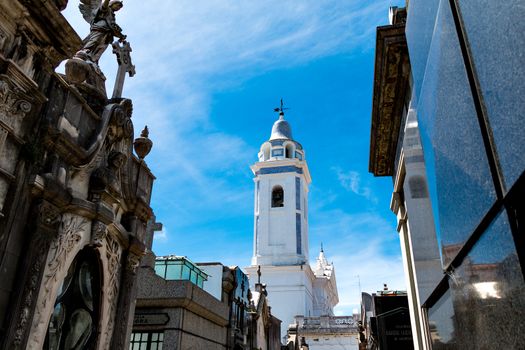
(246, 104, 321, 339)
(250, 108, 311, 267)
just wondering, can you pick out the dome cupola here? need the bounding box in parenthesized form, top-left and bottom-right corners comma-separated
(257, 99, 305, 162)
(270, 114, 293, 140)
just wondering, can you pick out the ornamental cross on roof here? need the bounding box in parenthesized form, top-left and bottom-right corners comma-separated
(273, 98, 290, 119)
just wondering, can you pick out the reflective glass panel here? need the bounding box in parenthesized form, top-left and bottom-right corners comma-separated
(48, 303, 66, 350)
(181, 265, 190, 280)
(429, 212, 525, 349)
(450, 211, 525, 349)
(458, 0, 525, 188)
(154, 264, 166, 279)
(428, 289, 455, 348)
(165, 264, 181, 280)
(416, 0, 496, 265)
(406, 0, 440, 99)
(190, 270, 197, 284)
(78, 262, 94, 311)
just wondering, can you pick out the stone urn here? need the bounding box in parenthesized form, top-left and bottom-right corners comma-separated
(133, 126, 152, 160)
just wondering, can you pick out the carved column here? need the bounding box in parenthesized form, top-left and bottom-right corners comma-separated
(109, 237, 144, 350)
(3, 200, 60, 349)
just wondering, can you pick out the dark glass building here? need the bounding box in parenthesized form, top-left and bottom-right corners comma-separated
(369, 2, 525, 349)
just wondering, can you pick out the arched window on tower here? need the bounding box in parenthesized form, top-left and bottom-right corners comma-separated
(285, 143, 294, 159)
(271, 186, 284, 207)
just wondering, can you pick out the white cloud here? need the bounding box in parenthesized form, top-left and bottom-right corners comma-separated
(155, 225, 169, 243)
(332, 167, 377, 202)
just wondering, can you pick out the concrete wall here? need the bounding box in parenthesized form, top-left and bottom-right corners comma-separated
(134, 267, 229, 349)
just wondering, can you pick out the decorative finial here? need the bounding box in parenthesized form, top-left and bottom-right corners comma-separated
(133, 125, 153, 160)
(257, 265, 261, 284)
(141, 125, 149, 138)
(273, 98, 290, 119)
(321, 242, 324, 253)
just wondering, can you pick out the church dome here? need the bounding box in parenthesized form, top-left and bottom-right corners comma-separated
(270, 115, 293, 140)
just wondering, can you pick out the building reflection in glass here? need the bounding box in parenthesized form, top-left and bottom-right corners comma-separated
(429, 212, 525, 349)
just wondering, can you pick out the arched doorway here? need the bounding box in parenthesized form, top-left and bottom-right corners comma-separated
(44, 248, 102, 349)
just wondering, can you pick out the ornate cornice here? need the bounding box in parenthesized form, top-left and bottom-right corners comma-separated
(369, 20, 410, 177)
(19, 0, 82, 64)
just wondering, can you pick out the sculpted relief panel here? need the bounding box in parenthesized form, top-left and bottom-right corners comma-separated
(26, 214, 90, 349)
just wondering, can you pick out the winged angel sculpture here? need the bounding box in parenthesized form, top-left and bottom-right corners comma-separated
(76, 0, 127, 64)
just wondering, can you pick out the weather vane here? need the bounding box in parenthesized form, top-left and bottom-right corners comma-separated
(273, 98, 290, 118)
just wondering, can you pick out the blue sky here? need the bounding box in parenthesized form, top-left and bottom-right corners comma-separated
(63, 0, 406, 315)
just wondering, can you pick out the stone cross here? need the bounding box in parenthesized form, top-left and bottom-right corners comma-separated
(111, 40, 135, 99)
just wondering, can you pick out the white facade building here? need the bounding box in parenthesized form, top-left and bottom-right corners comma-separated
(245, 110, 339, 342)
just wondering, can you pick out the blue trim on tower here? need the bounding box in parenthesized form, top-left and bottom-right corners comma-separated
(295, 177, 301, 210)
(296, 213, 302, 254)
(256, 166, 303, 175)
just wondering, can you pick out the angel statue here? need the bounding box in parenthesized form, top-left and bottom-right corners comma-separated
(75, 0, 127, 64)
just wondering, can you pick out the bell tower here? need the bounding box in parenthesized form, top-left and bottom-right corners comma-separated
(246, 103, 321, 340)
(250, 106, 311, 266)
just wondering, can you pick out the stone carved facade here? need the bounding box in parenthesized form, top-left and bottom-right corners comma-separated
(0, 1, 155, 349)
(27, 214, 89, 349)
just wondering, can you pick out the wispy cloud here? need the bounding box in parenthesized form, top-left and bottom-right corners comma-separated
(154, 226, 169, 243)
(332, 167, 377, 202)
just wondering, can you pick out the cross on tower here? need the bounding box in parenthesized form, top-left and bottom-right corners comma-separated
(112, 40, 136, 99)
(273, 98, 290, 119)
